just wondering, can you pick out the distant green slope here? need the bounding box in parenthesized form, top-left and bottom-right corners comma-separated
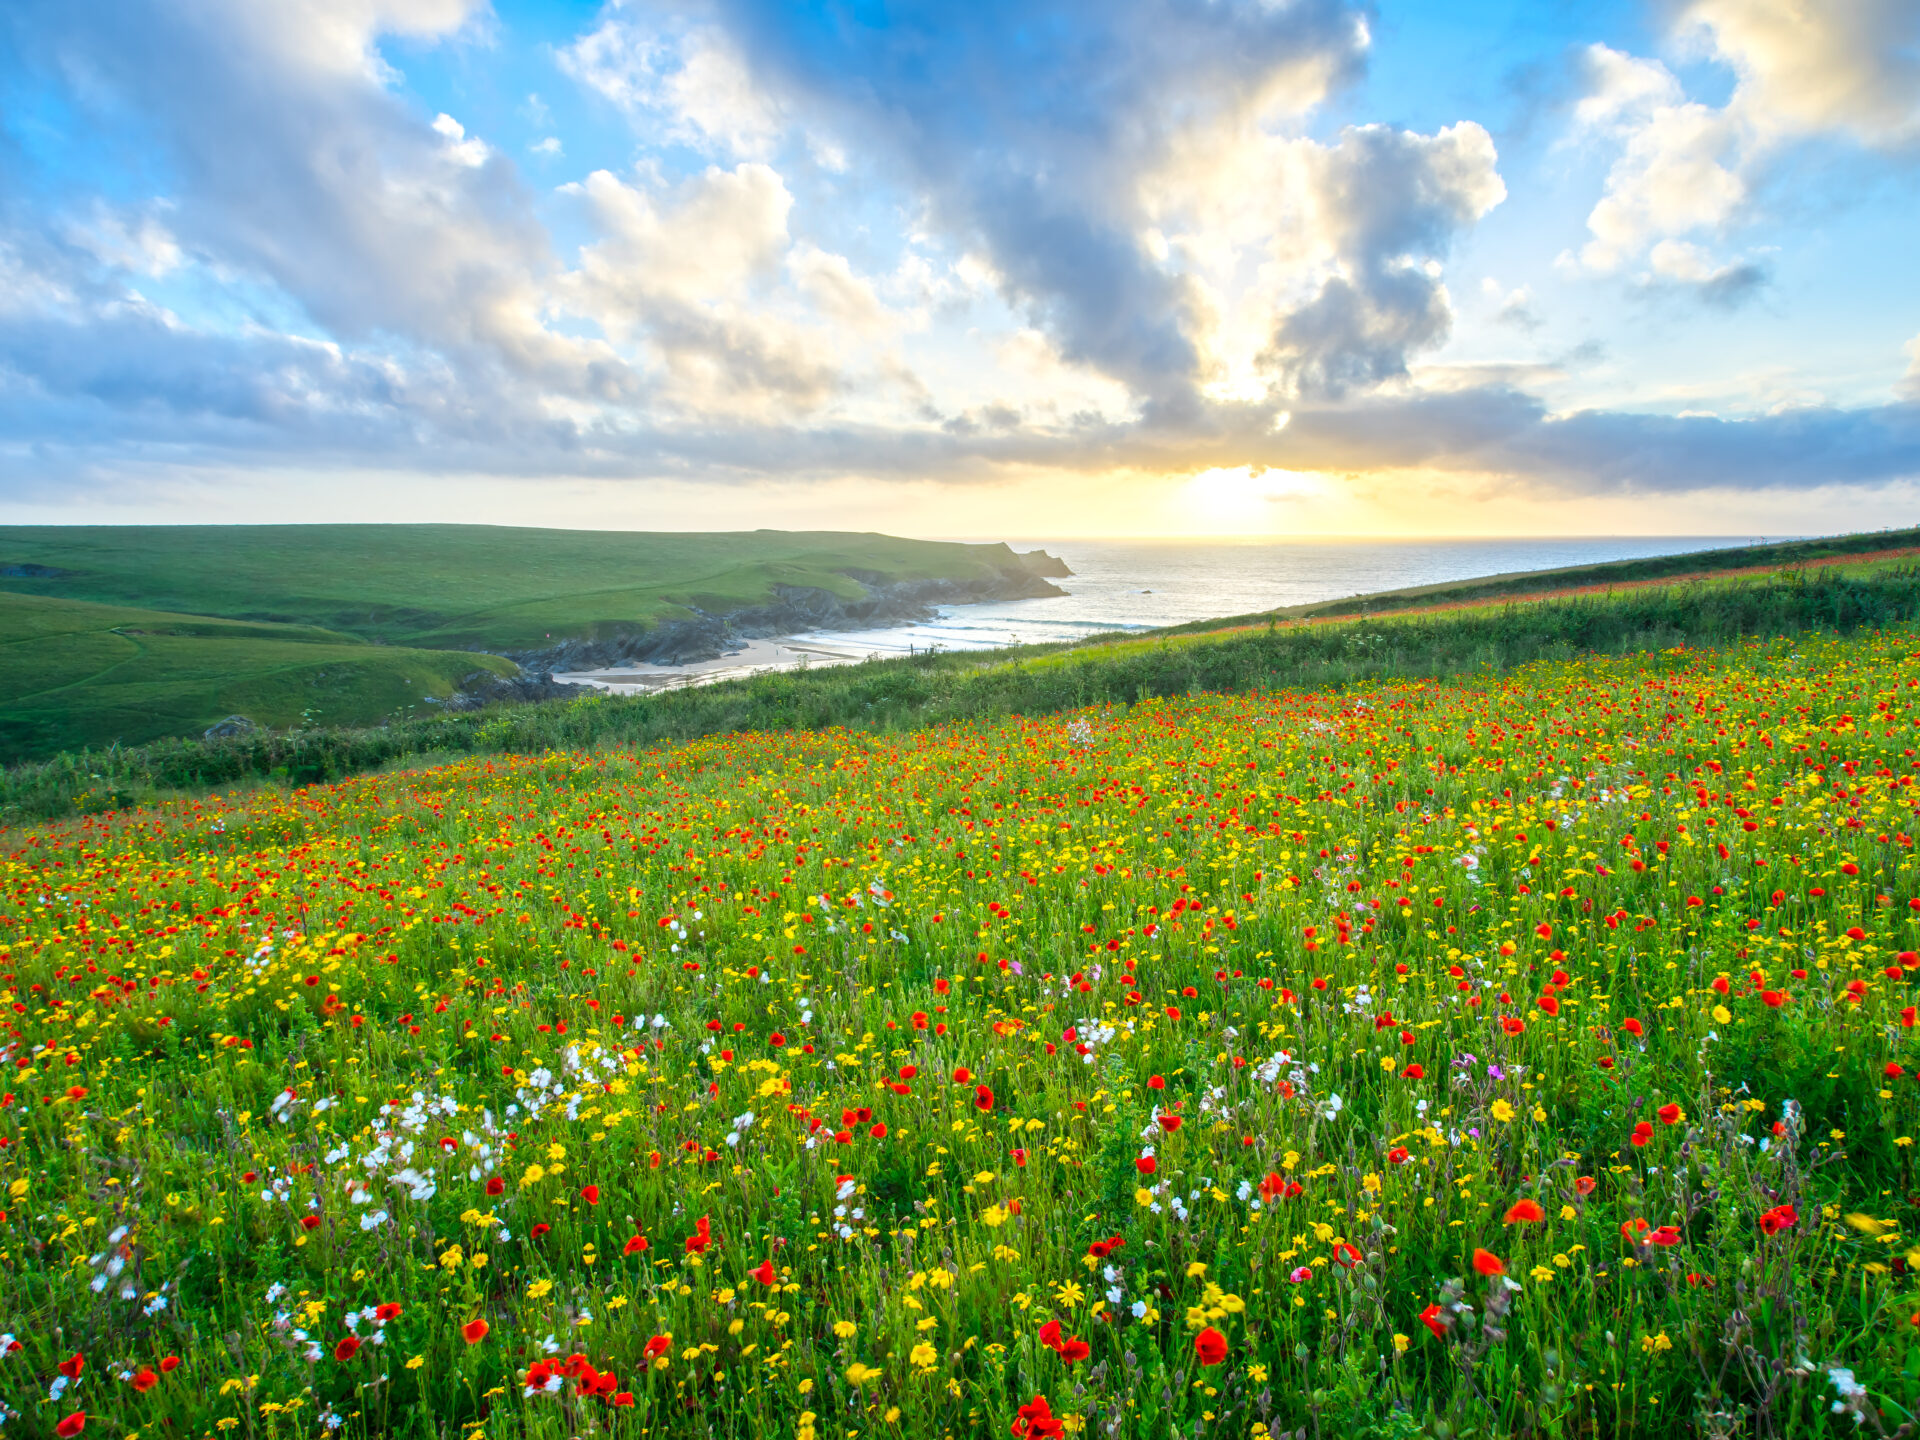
(1156, 526, 1920, 632)
(0, 591, 513, 761)
(0, 525, 1052, 651)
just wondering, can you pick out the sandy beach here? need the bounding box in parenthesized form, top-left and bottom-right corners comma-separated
(552, 635, 896, 694)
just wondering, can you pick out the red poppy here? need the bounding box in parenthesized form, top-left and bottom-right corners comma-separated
(1147, 1075, 1166, 1090)
(1192, 1327, 1228, 1366)
(300, 1215, 321, 1231)
(1419, 1303, 1447, 1339)
(1574, 1176, 1597, 1196)
(1649, 1226, 1683, 1247)
(1503, 1199, 1545, 1224)
(751, 1260, 778, 1285)
(485, 1176, 505, 1196)
(158, 1356, 181, 1374)
(375, 1303, 403, 1322)
(1011, 1395, 1064, 1440)
(1037, 1319, 1064, 1352)
(624, 1234, 650, 1255)
(1058, 1337, 1090, 1363)
(131, 1369, 158, 1393)
(55, 1415, 86, 1439)
(643, 1335, 672, 1360)
(333, 1337, 361, 1362)
(1656, 1103, 1682, 1125)
(531, 1222, 552, 1240)
(581, 1185, 600, 1205)
(1536, 995, 1560, 1017)
(1471, 1249, 1505, 1276)
(974, 1084, 995, 1112)
(462, 1319, 490, 1345)
(1403, 1063, 1425, 1079)
(1157, 1114, 1182, 1133)
(1630, 1121, 1654, 1147)
(1333, 1242, 1362, 1267)
(953, 1067, 972, 1084)
(1135, 1156, 1156, 1175)
(1620, 1018, 1644, 1037)
(58, 1354, 84, 1380)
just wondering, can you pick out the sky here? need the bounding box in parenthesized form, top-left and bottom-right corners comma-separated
(1, 0, 1918, 538)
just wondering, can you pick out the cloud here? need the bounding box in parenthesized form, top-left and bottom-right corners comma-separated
(1260, 123, 1505, 399)
(636, 0, 1377, 418)
(1569, 46, 1746, 275)
(1673, 0, 1920, 147)
(560, 13, 786, 158)
(564, 162, 849, 415)
(7, 0, 629, 400)
(1568, 3, 1919, 286)
(1645, 240, 1770, 308)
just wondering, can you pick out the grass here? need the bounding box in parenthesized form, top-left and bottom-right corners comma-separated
(6, 562, 1919, 828)
(0, 627, 1915, 1439)
(1171, 525, 1920, 629)
(0, 591, 514, 761)
(0, 525, 1056, 651)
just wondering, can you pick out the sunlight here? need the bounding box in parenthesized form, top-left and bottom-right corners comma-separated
(1182, 465, 1321, 526)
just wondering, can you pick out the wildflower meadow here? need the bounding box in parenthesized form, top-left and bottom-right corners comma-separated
(3, 630, 1918, 1440)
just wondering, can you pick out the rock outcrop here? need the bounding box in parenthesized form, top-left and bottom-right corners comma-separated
(444, 669, 595, 711)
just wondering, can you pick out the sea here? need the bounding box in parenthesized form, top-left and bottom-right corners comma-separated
(805, 535, 1779, 658)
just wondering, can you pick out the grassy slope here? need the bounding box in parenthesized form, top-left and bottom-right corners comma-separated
(1154, 525, 1920, 631)
(0, 591, 514, 759)
(0, 525, 1047, 650)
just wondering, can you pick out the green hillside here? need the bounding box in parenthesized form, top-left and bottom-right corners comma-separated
(0, 525, 1053, 651)
(0, 591, 513, 760)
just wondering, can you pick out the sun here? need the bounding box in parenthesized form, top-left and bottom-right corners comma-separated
(1181, 465, 1322, 528)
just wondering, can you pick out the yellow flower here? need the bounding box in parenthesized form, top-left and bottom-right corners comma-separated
(845, 1362, 883, 1386)
(910, 1342, 939, 1369)
(1135, 1187, 1155, 1207)
(1711, 1004, 1732, 1025)
(833, 1320, 858, 1339)
(1392, 1335, 1410, 1354)
(1490, 1099, 1515, 1123)
(980, 1204, 1007, 1228)
(1640, 1333, 1673, 1355)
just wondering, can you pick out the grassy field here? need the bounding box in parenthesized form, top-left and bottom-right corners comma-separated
(0, 591, 514, 761)
(6, 560, 1918, 825)
(0, 627, 1914, 1439)
(0, 526, 1056, 651)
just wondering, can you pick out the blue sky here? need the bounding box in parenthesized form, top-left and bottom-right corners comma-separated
(1, 0, 1917, 536)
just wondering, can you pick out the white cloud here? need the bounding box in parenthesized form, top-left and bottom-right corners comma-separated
(67, 204, 185, 278)
(564, 163, 843, 415)
(560, 17, 785, 158)
(1569, 46, 1746, 275)
(1569, 3, 1919, 284)
(1677, 0, 1920, 147)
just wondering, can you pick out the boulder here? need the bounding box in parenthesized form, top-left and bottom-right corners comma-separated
(203, 715, 258, 739)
